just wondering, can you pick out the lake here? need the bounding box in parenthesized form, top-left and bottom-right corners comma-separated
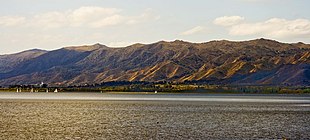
(0, 92, 309, 139)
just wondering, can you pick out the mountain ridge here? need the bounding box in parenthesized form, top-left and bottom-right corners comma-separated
(0, 38, 309, 86)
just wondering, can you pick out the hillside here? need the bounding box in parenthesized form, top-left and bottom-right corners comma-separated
(0, 38, 309, 86)
(0, 49, 47, 73)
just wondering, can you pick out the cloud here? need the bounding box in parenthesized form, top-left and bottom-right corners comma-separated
(214, 16, 310, 39)
(180, 26, 206, 35)
(69, 7, 123, 28)
(90, 15, 124, 28)
(0, 6, 159, 29)
(0, 16, 25, 27)
(230, 18, 310, 38)
(32, 12, 68, 28)
(127, 9, 161, 25)
(213, 16, 244, 26)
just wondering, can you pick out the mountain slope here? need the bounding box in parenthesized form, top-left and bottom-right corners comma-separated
(0, 49, 47, 73)
(0, 39, 309, 86)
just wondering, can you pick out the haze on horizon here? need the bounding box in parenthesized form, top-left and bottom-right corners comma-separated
(0, 0, 310, 54)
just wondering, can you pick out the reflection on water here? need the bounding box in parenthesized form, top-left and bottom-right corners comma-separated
(0, 92, 309, 139)
(0, 92, 310, 103)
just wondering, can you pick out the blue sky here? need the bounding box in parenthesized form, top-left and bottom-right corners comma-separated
(0, 0, 309, 54)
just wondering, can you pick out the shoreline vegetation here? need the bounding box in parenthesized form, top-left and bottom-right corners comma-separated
(1, 81, 309, 94)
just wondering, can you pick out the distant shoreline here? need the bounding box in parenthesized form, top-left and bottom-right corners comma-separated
(1, 85, 310, 94)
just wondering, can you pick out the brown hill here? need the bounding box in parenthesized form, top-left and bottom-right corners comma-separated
(0, 49, 47, 73)
(0, 38, 309, 86)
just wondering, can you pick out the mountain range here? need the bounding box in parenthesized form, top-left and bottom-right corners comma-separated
(0, 38, 309, 87)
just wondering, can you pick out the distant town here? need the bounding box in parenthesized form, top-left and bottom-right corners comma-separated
(1, 81, 309, 94)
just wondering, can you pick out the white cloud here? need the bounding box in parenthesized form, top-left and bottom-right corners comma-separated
(180, 26, 205, 35)
(213, 16, 244, 26)
(32, 12, 68, 28)
(127, 9, 161, 25)
(69, 7, 122, 28)
(228, 18, 310, 38)
(0, 16, 25, 27)
(0, 6, 159, 29)
(90, 14, 124, 28)
(70, 7, 120, 21)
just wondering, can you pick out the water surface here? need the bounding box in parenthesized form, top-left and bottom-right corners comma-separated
(0, 92, 309, 139)
(1, 92, 310, 103)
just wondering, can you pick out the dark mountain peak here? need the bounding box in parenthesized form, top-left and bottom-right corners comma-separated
(250, 38, 280, 44)
(22, 49, 47, 53)
(160, 39, 192, 44)
(245, 38, 310, 50)
(293, 42, 310, 49)
(258, 38, 276, 41)
(296, 42, 305, 45)
(151, 40, 194, 47)
(205, 39, 240, 44)
(171, 40, 196, 46)
(202, 40, 235, 47)
(205, 38, 280, 45)
(93, 43, 108, 48)
(172, 39, 191, 44)
(1, 49, 47, 57)
(64, 43, 108, 52)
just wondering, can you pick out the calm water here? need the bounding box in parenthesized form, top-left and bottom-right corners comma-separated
(0, 92, 309, 139)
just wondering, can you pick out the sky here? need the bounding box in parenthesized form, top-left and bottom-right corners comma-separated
(0, 0, 310, 54)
